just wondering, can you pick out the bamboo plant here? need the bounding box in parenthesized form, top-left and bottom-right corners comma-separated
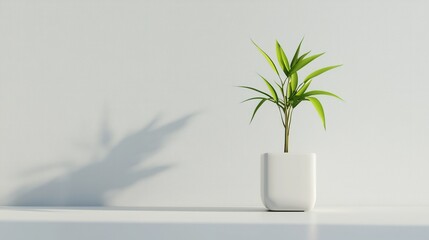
(240, 39, 342, 153)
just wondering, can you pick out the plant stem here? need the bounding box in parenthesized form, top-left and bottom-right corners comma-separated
(283, 76, 289, 153)
(284, 107, 293, 153)
(284, 107, 289, 153)
(278, 106, 286, 127)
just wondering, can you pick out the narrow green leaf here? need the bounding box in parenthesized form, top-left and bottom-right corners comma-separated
(291, 38, 304, 67)
(290, 53, 324, 75)
(303, 90, 343, 100)
(287, 83, 292, 97)
(276, 101, 285, 109)
(289, 73, 298, 93)
(275, 41, 286, 73)
(275, 82, 283, 91)
(276, 41, 290, 75)
(258, 74, 278, 102)
(274, 82, 285, 103)
(252, 40, 279, 77)
(242, 96, 284, 108)
(296, 80, 312, 96)
(306, 97, 326, 129)
(241, 97, 267, 103)
(304, 65, 342, 83)
(296, 51, 311, 64)
(250, 99, 267, 123)
(238, 86, 272, 99)
(291, 98, 303, 108)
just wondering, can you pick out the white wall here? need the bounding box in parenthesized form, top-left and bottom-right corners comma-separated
(1, 0, 428, 207)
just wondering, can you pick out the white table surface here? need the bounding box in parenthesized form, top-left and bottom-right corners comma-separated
(1, 206, 429, 240)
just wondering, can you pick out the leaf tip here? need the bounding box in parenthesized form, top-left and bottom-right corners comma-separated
(251, 39, 259, 47)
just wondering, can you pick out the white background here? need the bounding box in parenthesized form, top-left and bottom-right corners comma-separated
(1, 0, 428, 207)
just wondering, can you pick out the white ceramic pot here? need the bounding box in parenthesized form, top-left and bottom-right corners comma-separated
(261, 153, 316, 211)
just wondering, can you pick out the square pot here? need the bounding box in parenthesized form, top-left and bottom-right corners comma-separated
(261, 153, 316, 211)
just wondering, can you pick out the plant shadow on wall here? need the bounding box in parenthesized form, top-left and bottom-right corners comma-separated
(10, 113, 196, 206)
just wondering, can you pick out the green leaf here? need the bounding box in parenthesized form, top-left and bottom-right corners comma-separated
(287, 83, 292, 97)
(276, 41, 290, 75)
(297, 51, 311, 64)
(258, 74, 278, 102)
(238, 86, 272, 99)
(303, 90, 343, 100)
(252, 40, 279, 77)
(250, 98, 267, 123)
(276, 101, 285, 108)
(290, 53, 324, 75)
(274, 82, 285, 103)
(296, 79, 312, 96)
(242, 96, 284, 108)
(275, 82, 283, 91)
(289, 73, 298, 93)
(291, 38, 304, 67)
(291, 98, 303, 108)
(306, 97, 326, 129)
(241, 97, 267, 103)
(275, 41, 285, 72)
(304, 65, 342, 83)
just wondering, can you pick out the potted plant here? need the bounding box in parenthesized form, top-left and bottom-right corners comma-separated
(240, 39, 342, 211)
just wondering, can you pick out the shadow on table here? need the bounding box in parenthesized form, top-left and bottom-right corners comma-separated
(9, 113, 196, 206)
(74, 206, 269, 212)
(0, 222, 428, 240)
(0, 206, 268, 213)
